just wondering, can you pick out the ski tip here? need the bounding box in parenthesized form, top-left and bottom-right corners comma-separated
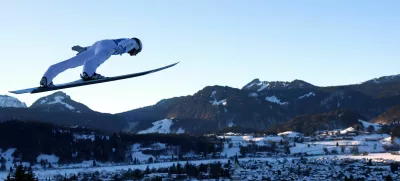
(8, 90, 25, 94)
(8, 87, 36, 94)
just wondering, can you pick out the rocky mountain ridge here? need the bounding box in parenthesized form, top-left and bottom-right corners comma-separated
(2, 73, 400, 134)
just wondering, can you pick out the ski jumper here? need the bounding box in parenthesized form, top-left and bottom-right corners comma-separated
(42, 38, 140, 84)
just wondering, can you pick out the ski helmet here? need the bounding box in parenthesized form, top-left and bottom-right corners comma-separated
(128, 37, 142, 56)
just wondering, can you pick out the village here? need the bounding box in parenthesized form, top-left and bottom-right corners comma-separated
(2, 120, 400, 181)
(98, 120, 400, 180)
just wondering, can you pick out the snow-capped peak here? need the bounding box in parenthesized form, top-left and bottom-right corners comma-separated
(242, 79, 315, 91)
(0, 95, 27, 108)
(30, 91, 91, 113)
(44, 96, 75, 110)
(36, 92, 75, 110)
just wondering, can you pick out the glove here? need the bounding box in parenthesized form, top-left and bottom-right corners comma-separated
(113, 45, 124, 55)
(71, 45, 87, 55)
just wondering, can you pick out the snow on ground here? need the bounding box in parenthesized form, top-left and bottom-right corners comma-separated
(73, 133, 95, 142)
(221, 143, 241, 157)
(298, 92, 315, 99)
(309, 153, 400, 162)
(265, 96, 288, 105)
(0, 95, 27, 108)
(291, 134, 392, 155)
(0, 159, 233, 180)
(47, 96, 75, 110)
(224, 132, 240, 136)
(218, 135, 283, 146)
(2, 152, 399, 180)
(359, 119, 382, 131)
(248, 93, 258, 97)
(257, 83, 269, 92)
(340, 127, 355, 134)
(394, 137, 400, 144)
(278, 131, 301, 138)
(210, 99, 227, 106)
(209, 91, 227, 106)
(37, 154, 59, 164)
(176, 127, 185, 134)
(295, 144, 327, 155)
(132, 151, 154, 162)
(0, 148, 16, 170)
(137, 119, 173, 134)
(130, 143, 161, 162)
(137, 119, 185, 134)
(151, 143, 167, 150)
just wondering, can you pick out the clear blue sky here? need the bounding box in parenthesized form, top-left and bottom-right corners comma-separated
(0, 1, 399, 114)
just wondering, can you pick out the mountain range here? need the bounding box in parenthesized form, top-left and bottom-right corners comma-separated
(2, 73, 400, 134)
(0, 92, 127, 132)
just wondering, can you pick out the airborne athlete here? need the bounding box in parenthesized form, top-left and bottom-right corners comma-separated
(39, 37, 143, 87)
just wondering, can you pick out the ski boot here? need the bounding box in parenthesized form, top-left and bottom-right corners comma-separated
(80, 72, 105, 81)
(39, 77, 55, 88)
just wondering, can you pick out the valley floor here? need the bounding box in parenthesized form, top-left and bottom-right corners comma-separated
(1, 153, 399, 180)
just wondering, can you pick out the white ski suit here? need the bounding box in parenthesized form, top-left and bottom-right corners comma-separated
(42, 38, 141, 85)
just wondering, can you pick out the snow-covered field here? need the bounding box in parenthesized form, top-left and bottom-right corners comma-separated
(136, 119, 186, 134)
(291, 134, 392, 155)
(0, 158, 231, 180)
(1, 126, 399, 180)
(1, 152, 399, 180)
(218, 134, 283, 147)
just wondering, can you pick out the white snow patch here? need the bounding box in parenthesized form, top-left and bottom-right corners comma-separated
(209, 91, 227, 106)
(132, 151, 154, 162)
(336, 153, 400, 161)
(298, 92, 315, 99)
(359, 119, 381, 131)
(176, 127, 185, 134)
(218, 135, 283, 146)
(222, 143, 241, 157)
(0, 95, 27, 108)
(340, 127, 355, 134)
(151, 143, 167, 149)
(137, 119, 173, 134)
(257, 83, 269, 92)
(224, 132, 240, 136)
(0, 148, 20, 170)
(278, 131, 301, 138)
(130, 144, 156, 163)
(291, 134, 391, 155)
(248, 93, 258, 97)
(211, 99, 227, 106)
(73, 134, 95, 142)
(265, 95, 288, 105)
(47, 96, 75, 110)
(37, 154, 59, 164)
(245, 82, 259, 89)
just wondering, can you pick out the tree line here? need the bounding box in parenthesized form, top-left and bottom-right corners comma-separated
(0, 120, 220, 166)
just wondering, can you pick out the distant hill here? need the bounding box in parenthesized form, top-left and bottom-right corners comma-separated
(370, 105, 400, 124)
